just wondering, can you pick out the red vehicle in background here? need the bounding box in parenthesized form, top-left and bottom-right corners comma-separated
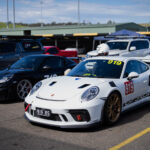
(44, 46, 77, 57)
(44, 46, 79, 63)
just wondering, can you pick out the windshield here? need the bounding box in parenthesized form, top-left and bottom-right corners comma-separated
(10, 56, 44, 70)
(107, 41, 128, 50)
(68, 59, 124, 79)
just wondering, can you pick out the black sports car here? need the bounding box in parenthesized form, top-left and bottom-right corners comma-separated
(0, 55, 76, 101)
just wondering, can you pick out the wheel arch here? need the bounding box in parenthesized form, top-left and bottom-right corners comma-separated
(107, 90, 122, 103)
(101, 89, 123, 125)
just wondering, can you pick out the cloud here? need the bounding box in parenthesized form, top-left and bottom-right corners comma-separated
(1, 0, 150, 24)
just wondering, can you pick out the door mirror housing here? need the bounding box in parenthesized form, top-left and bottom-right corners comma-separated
(127, 72, 139, 80)
(64, 69, 71, 75)
(130, 46, 136, 51)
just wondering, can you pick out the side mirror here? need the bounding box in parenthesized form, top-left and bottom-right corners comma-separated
(64, 69, 71, 75)
(127, 72, 139, 80)
(130, 46, 136, 51)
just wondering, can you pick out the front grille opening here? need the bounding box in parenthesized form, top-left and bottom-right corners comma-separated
(69, 109, 90, 122)
(61, 114, 68, 122)
(34, 111, 61, 121)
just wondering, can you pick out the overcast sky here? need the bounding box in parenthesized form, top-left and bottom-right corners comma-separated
(0, 0, 150, 24)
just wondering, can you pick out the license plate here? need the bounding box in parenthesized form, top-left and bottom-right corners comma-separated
(36, 108, 51, 117)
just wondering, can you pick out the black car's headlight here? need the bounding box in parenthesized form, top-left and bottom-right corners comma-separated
(0, 74, 14, 83)
(81, 86, 99, 102)
(30, 81, 42, 96)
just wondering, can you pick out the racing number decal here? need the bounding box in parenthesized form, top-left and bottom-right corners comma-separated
(107, 60, 122, 65)
(124, 81, 134, 95)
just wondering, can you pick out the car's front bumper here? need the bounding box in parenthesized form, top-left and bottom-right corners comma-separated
(0, 82, 16, 101)
(24, 98, 105, 128)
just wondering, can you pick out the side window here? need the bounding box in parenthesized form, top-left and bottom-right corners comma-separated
(64, 57, 73, 65)
(139, 41, 149, 49)
(22, 41, 41, 51)
(42, 57, 62, 69)
(0, 42, 16, 54)
(124, 60, 141, 78)
(47, 47, 58, 54)
(138, 61, 149, 73)
(130, 41, 149, 50)
(129, 41, 140, 50)
(64, 57, 76, 68)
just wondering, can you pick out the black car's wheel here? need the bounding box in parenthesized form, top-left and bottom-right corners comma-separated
(17, 79, 32, 100)
(104, 92, 122, 125)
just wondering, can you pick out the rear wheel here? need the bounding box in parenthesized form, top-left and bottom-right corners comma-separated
(17, 79, 32, 101)
(104, 92, 122, 125)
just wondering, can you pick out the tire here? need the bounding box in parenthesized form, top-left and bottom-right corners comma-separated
(104, 91, 122, 125)
(17, 79, 32, 101)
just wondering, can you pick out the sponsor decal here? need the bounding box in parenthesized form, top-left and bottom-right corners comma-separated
(44, 74, 57, 79)
(124, 81, 134, 95)
(123, 92, 150, 107)
(107, 60, 122, 65)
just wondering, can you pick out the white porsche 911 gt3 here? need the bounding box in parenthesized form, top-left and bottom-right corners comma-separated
(24, 57, 150, 128)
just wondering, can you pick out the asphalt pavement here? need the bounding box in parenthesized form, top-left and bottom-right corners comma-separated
(0, 100, 150, 150)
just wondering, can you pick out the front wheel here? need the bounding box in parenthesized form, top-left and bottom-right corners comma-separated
(17, 79, 32, 101)
(103, 92, 122, 125)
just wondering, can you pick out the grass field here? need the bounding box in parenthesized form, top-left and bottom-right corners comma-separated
(0, 22, 26, 29)
(0, 22, 149, 30)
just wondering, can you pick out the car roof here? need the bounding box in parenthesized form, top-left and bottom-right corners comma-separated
(24, 54, 65, 59)
(107, 39, 149, 42)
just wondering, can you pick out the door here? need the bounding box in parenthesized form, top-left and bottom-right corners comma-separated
(122, 60, 149, 107)
(129, 40, 150, 57)
(39, 56, 65, 79)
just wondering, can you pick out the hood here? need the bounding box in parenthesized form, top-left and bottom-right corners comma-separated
(87, 50, 98, 56)
(108, 50, 124, 56)
(37, 76, 107, 101)
(0, 68, 33, 78)
(87, 49, 125, 57)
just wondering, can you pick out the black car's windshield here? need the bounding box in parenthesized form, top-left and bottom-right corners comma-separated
(10, 56, 44, 70)
(68, 59, 124, 79)
(107, 42, 128, 50)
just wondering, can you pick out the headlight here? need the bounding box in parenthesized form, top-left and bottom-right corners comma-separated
(30, 81, 42, 96)
(81, 86, 99, 101)
(0, 74, 14, 83)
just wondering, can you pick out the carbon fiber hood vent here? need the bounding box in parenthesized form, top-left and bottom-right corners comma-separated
(78, 84, 90, 88)
(49, 81, 57, 86)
